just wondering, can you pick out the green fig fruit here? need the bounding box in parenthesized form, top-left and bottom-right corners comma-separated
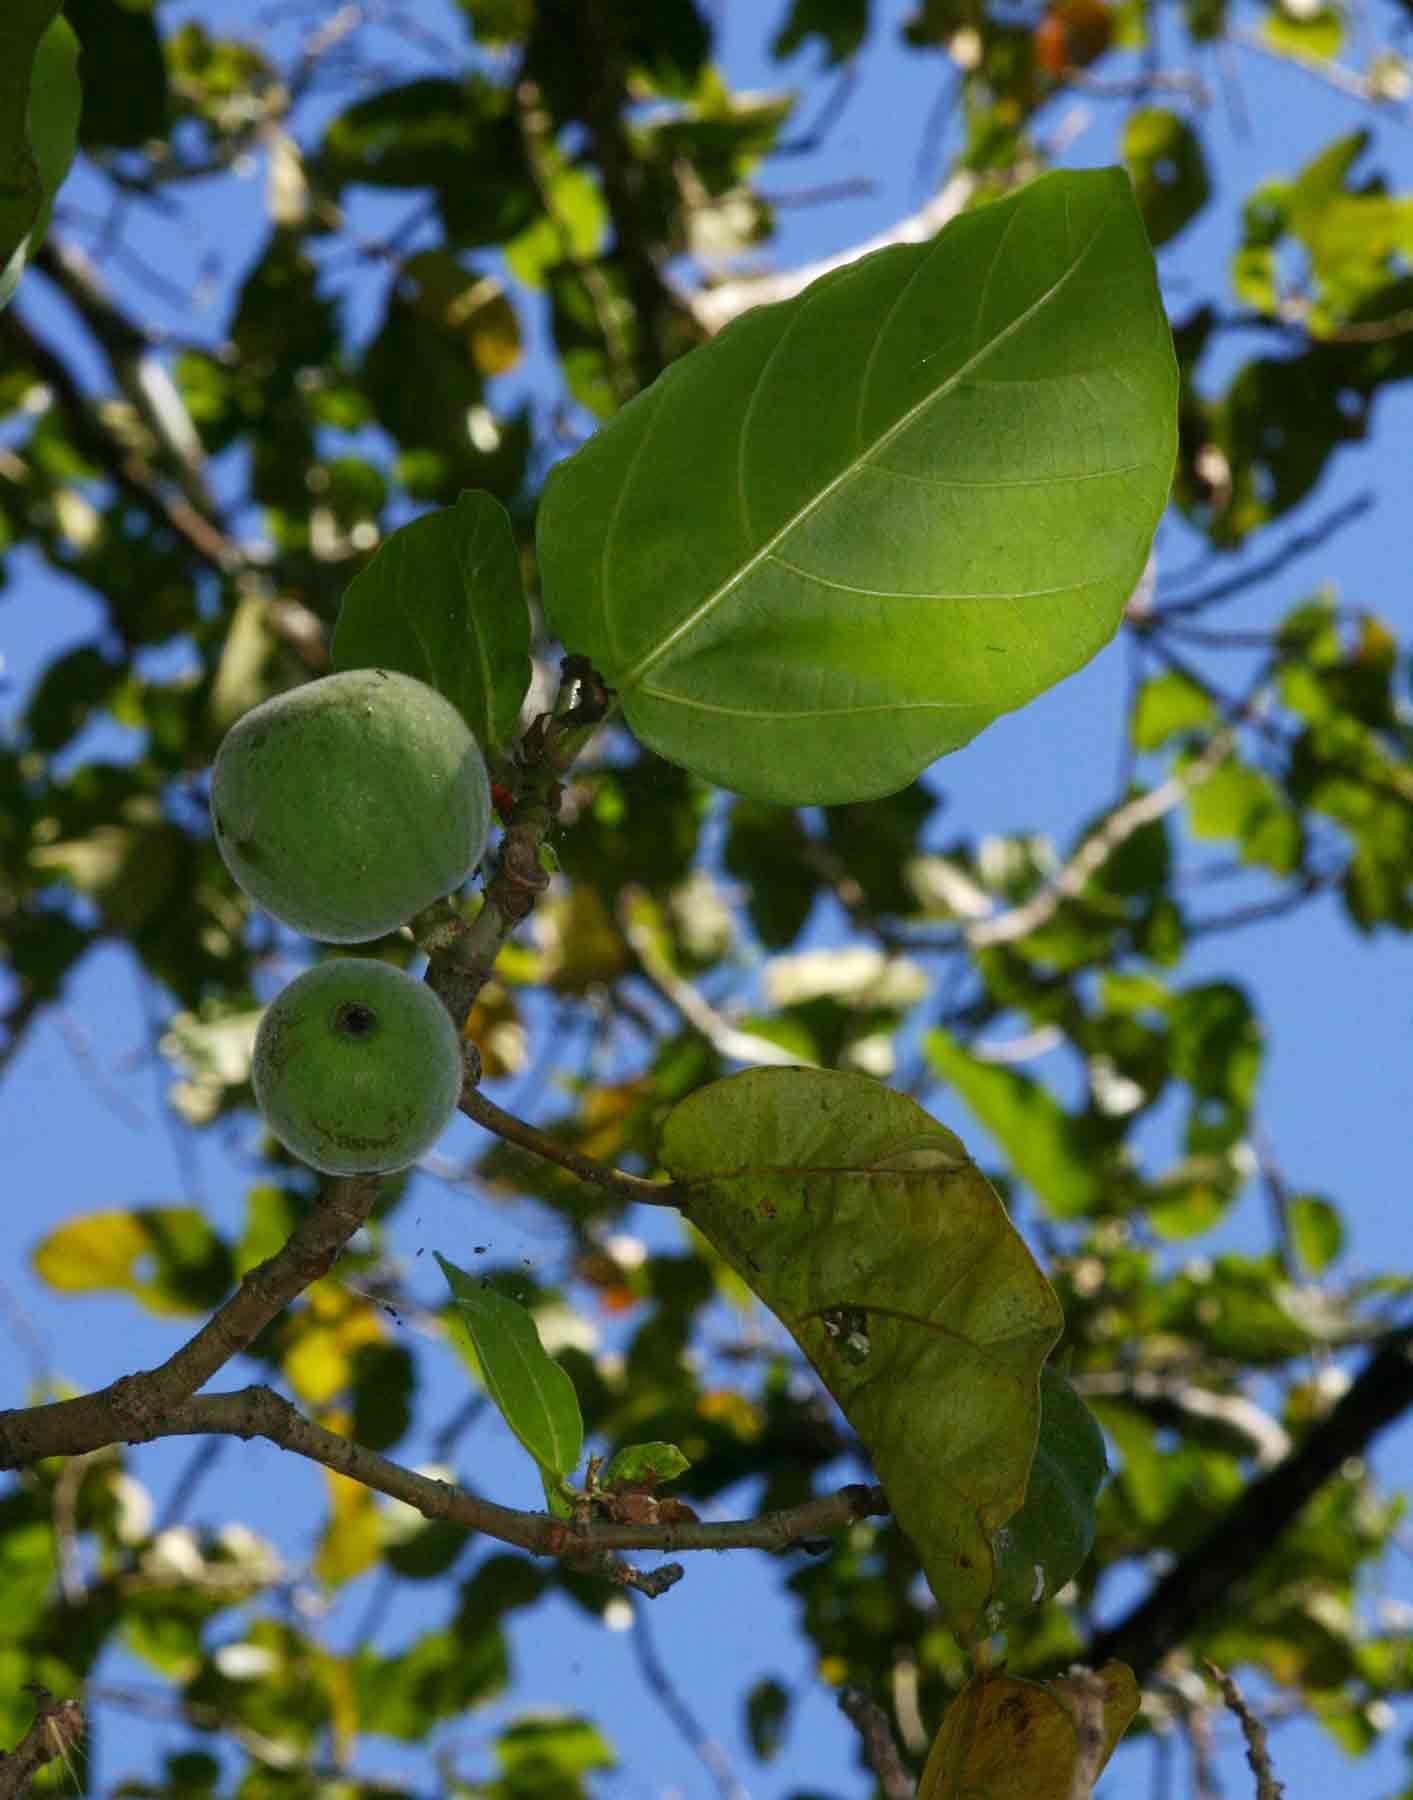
(252, 958, 464, 1175)
(211, 668, 490, 943)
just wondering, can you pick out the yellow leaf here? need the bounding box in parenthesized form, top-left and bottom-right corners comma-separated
(315, 1468, 382, 1587)
(919, 1663, 1139, 1799)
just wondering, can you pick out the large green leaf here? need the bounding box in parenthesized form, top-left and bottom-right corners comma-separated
(333, 491, 531, 755)
(538, 168, 1176, 804)
(0, 9, 80, 312)
(438, 1254, 584, 1481)
(658, 1067, 1062, 1639)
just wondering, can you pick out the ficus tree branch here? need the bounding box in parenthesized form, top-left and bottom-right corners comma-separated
(1086, 1322, 1413, 1681)
(458, 1084, 681, 1209)
(139, 1385, 892, 1563)
(0, 1173, 382, 1470)
(0, 1689, 84, 1800)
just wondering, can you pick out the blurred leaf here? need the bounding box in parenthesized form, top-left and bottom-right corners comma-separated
(1185, 754, 1302, 873)
(660, 1067, 1062, 1639)
(33, 1208, 233, 1316)
(505, 163, 607, 288)
(319, 74, 533, 245)
(723, 800, 816, 947)
(1123, 108, 1210, 246)
(65, 0, 167, 147)
(439, 1255, 585, 1481)
(773, 0, 870, 63)
(1263, 4, 1343, 62)
(333, 489, 531, 755)
(1290, 1193, 1345, 1274)
(926, 1029, 1103, 1218)
(493, 1712, 616, 1796)
(746, 1675, 792, 1761)
(353, 1622, 507, 1739)
(314, 1470, 382, 1587)
(1132, 669, 1215, 749)
(350, 1342, 416, 1453)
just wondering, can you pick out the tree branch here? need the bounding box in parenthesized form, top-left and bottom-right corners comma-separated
(458, 1083, 681, 1208)
(0, 1690, 84, 1800)
(618, 894, 819, 1070)
(0, 304, 241, 578)
(686, 174, 976, 335)
(633, 1600, 750, 1799)
(963, 729, 1236, 949)
(0, 1174, 382, 1469)
(838, 1688, 915, 1800)
(146, 1386, 891, 1562)
(1086, 1322, 1413, 1681)
(1155, 492, 1374, 620)
(1204, 1663, 1286, 1800)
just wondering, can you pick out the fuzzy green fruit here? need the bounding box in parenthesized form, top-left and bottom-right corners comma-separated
(252, 959, 463, 1175)
(211, 668, 490, 943)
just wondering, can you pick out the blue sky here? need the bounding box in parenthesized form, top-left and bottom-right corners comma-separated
(2, 0, 1413, 1794)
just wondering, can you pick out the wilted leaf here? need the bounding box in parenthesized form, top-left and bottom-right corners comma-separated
(658, 1067, 1062, 1638)
(919, 1662, 1139, 1798)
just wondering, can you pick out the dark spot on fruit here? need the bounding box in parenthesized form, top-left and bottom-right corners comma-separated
(235, 837, 263, 863)
(333, 1001, 379, 1039)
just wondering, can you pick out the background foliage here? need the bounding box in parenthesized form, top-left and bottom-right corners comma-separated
(1, 0, 1412, 1795)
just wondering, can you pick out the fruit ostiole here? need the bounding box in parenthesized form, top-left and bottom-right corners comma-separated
(252, 958, 464, 1176)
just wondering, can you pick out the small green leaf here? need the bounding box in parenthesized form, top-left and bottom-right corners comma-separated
(991, 1368, 1107, 1621)
(659, 1067, 1062, 1640)
(600, 1442, 691, 1489)
(1290, 1193, 1345, 1274)
(438, 1254, 584, 1480)
(926, 1029, 1103, 1219)
(538, 167, 1176, 804)
(333, 490, 532, 755)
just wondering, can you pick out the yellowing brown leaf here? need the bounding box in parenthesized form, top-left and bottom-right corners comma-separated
(920, 1664, 1140, 1800)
